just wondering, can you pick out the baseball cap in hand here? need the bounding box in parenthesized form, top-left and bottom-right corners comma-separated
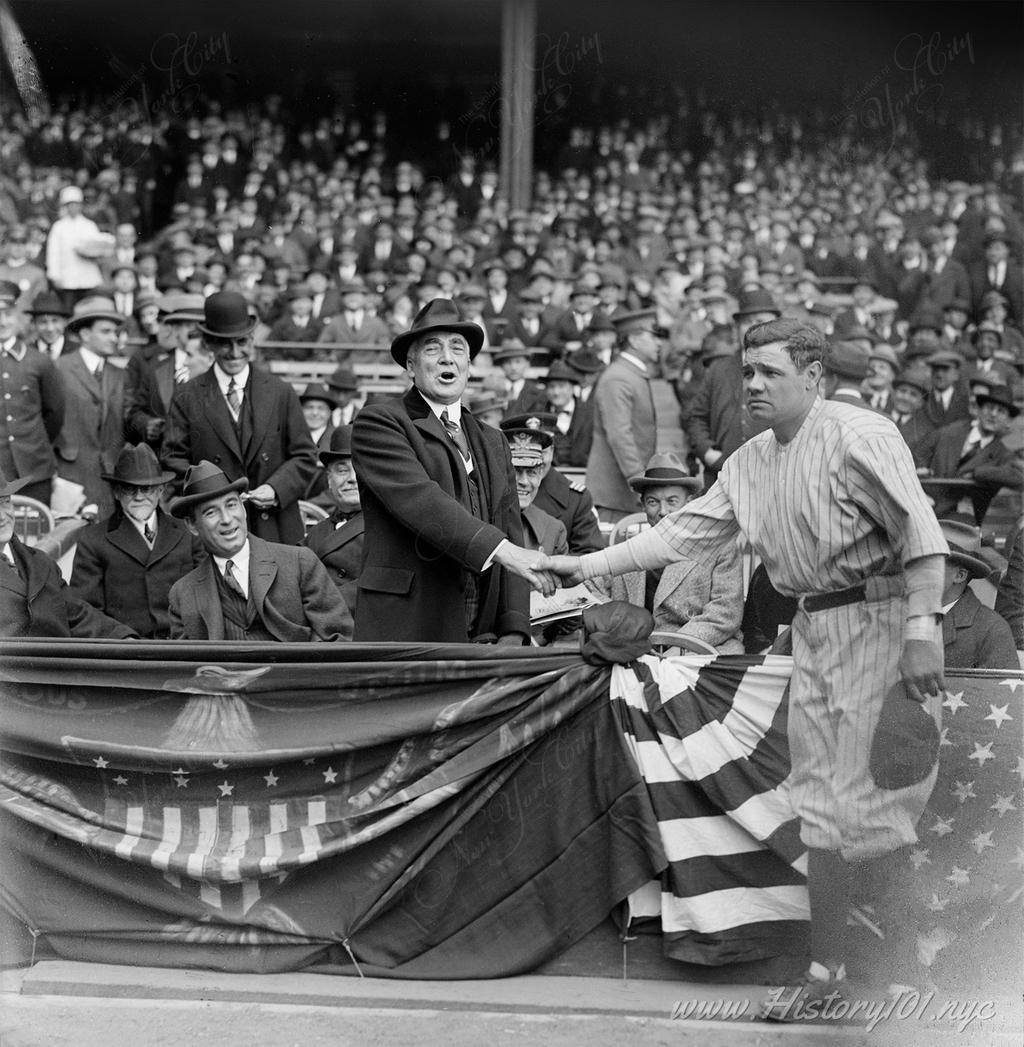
(869, 680, 940, 790)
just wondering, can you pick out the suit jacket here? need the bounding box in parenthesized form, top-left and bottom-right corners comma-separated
(55, 351, 127, 518)
(502, 316, 555, 356)
(302, 510, 364, 612)
(920, 419, 1023, 522)
(351, 387, 529, 643)
(1, 536, 136, 638)
(125, 343, 175, 446)
(685, 353, 750, 479)
(533, 467, 605, 555)
(70, 509, 205, 638)
(942, 588, 1019, 670)
(550, 396, 594, 468)
(521, 503, 567, 555)
(970, 258, 1023, 323)
(922, 258, 972, 312)
(303, 423, 336, 501)
(168, 535, 352, 641)
(600, 543, 745, 652)
(921, 382, 972, 430)
(587, 354, 657, 513)
(266, 316, 323, 345)
(318, 312, 391, 347)
(894, 408, 940, 463)
(162, 367, 318, 545)
(0, 340, 65, 484)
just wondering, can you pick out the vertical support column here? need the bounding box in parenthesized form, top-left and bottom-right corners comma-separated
(500, 0, 536, 211)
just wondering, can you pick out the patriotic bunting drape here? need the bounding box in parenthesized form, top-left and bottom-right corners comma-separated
(0, 639, 1020, 979)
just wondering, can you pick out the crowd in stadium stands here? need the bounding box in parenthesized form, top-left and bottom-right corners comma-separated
(0, 89, 1020, 652)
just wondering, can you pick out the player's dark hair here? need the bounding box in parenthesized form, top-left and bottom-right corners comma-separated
(743, 318, 826, 372)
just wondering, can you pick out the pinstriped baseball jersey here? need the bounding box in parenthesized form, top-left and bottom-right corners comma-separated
(582, 397, 948, 595)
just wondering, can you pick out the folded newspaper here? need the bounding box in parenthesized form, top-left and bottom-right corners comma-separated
(530, 583, 607, 624)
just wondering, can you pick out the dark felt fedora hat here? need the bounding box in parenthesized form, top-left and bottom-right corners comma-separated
(824, 340, 871, 381)
(0, 281, 21, 307)
(101, 443, 175, 486)
(327, 366, 360, 393)
(733, 288, 781, 319)
(197, 291, 257, 339)
(975, 385, 1019, 417)
(869, 681, 940, 790)
(168, 460, 248, 517)
(298, 382, 339, 407)
(390, 298, 484, 366)
(25, 290, 70, 317)
(542, 360, 580, 384)
(628, 451, 702, 492)
(937, 518, 992, 579)
(318, 424, 354, 465)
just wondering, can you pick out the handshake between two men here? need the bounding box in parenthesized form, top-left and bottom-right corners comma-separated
(493, 543, 583, 596)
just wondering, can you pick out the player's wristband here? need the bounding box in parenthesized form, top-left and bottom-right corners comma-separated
(904, 614, 941, 642)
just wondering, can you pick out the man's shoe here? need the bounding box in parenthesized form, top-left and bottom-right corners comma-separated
(759, 960, 848, 1022)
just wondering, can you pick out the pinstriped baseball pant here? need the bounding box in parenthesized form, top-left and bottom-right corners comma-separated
(788, 575, 942, 862)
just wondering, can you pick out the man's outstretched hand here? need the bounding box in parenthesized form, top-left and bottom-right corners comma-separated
(530, 553, 586, 587)
(494, 544, 562, 596)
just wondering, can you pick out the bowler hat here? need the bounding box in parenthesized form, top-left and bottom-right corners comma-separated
(318, 424, 354, 465)
(869, 681, 940, 790)
(101, 443, 176, 486)
(197, 291, 257, 339)
(390, 298, 484, 367)
(299, 382, 339, 407)
(825, 341, 871, 381)
(168, 460, 248, 518)
(65, 295, 126, 333)
(0, 469, 32, 498)
(628, 451, 702, 493)
(0, 281, 21, 306)
(733, 288, 781, 319)
(975, 385, 1019, 418)
(25, 291, 70, 318)
(938, 518, 992, 579)
(543, 360, 580, 384)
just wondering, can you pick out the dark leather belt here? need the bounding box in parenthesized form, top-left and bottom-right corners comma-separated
(802, 583, 867, 613)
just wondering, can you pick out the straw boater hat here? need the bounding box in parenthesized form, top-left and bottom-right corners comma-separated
(389, 298, 484, 367)
(628, 451, 702, 493)
(168, 461, 248, 518)
(100, 444, 175, 487)
(64, 295, 126, 333)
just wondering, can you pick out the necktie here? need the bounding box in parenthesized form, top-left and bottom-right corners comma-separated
(223, 559, 245, 598)
(93, 360, 104, 378)
(441, 409, 470, 461)
(2, 546, 15, 569)
(143, 523, 155, 547)
(226, 378, 240, 415)
(174, 364, 189, 384)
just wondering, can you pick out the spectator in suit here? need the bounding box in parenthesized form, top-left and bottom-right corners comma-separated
(968, 322, 1018, 390)
(125, 292, 206, 449)
(24, 291, 71, 361)
(922, 349, 972, 429)
(480, 259, 518, 340)
(351, 298, 538, 643)
(586, 308, 662, 521)
(467, 391, 507, 429)
(918, 386, 1023, 524)
(978, 291, 1024, 364)
(167, 460, 352, 642)
(823, 341, 876, 410)
(266, 283, 323, 349)
(0, 281, 65, 505)
(543, 359, 593, 468)
(301, 425, 364, 613)
(298, 382, 337, 502)
(590, 452, 745, 653)
(70, 444, 204, 638)
(162, 291, 318, 546)
(970, 231, 1022, 324)
(0, 470, 135, 639)
(863, 344, 900, 412)
(317, 279, 391, 353)
(936, 518, 1018, 669)
(500, 287, 553, 353)
(890, 368, 937, 461)
(920, 227, 972, 312)
(544, 283, 600, 355)
(492, 344, 547, 415)
(54, 296, 129, 519)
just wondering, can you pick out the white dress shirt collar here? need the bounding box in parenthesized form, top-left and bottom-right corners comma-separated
(213, 539, 251, 598)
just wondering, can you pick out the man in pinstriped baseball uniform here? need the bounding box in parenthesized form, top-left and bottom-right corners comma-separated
(534, 318, 949, 1011)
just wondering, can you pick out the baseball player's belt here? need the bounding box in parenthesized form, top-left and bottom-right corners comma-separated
(801, 583, 867, 612)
